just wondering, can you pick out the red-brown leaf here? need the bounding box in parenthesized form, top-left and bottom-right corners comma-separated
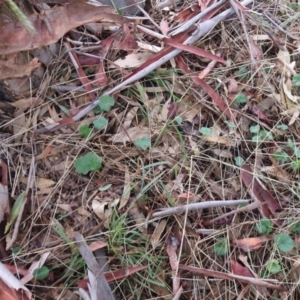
(240, 164, 281, 217)
(163, 39, 226, 63)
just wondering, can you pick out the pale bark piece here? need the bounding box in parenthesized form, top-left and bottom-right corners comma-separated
(74, 233, 115, 300)
(0, 262, 32, 299)
(0, 0, 124, 55)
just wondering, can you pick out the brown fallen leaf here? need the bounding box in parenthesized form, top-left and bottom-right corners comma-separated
(234, 236, 269, 252)
(231, 259, 270, 296)
(108, 126, 150, 144)
(10, 97, 43, 116)
(0, 278, 24, 300)
(0, 0, 124, 55)
(163, 39, 226, 63)
(0, 55, 40, 80)
(241, 164, 281, 218)
(65, 42, 96, 101)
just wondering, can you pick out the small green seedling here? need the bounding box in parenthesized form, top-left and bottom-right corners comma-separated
(265, 259, 281, 274)
(234, 93, 248, 104)
(213, 238, 229, 256)
(96, 95, 115, 112)
(33, 266, 50, 280)
(199, 127, 212, 136)
(276, 124, 288, 131)
(255, 218, 272, 234)
(93, 116, 108, 130)
(291, 159, 300, 171)
(174, 116, 183, 125)
(79, 125, 92, 138)
(224, 121, 236, 129)
(52, 219, 77, 253)
(134, 136, 151, 150)
(235, 66, 250, 80)
(74, 152, 102, 175)
(250, 125, 273, 142)
(12, 247, 21, 255)
(273, 151, 289, 163)
(234, 156, 244, 167)
(289, 221, 300, 233)
(274, 233, 294, 252)
(292, 74, 300, 87)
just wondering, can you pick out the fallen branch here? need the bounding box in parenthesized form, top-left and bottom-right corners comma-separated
(152, 199, 249, 218)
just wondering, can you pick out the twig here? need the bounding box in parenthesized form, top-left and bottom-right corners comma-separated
(208, 201, 259, 224)
(152, 200, 249, 218)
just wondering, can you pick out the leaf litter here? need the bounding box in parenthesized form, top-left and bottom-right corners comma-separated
(1, 0, 300, 299)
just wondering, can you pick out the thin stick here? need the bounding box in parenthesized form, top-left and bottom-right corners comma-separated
(152, 200, 249, 217)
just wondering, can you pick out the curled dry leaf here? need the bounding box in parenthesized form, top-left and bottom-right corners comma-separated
(234, 236, 269, 252)
(10, 97, 43, 117)
(92, 196, 120, 227)
(281, 106, 300, 126)
(166, 235, 181, 294)
(108, 126, 150, 144)
(112, 52, 154, 69)
(150, 220, 167, 249)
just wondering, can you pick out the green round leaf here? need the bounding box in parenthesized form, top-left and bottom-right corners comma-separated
(292, 74, 300, 87)
(93, 116, 108, 130)
(213, 238, 229, 256)
(234, 156, 244, 167)
(234, 93, 248, 104)
(98, 95, 115, 112)
(174, 116, 183, 125)
(265, 259, 281, 274)
(273, 151, 289, 163)
(290, 221, 300, 233)
(134, 136, 151, 150)
(255, 218, 272, 234)
(79, 125, 92, 138)
(276, 124, 288, 131)
(33, 266, 50, 280)
(12, 247, 21, 255)
(74, 152, 102, 175)
(250, 124, 260, 133)
(274, 233, 294, 252)
(199, 127, 212, 136)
